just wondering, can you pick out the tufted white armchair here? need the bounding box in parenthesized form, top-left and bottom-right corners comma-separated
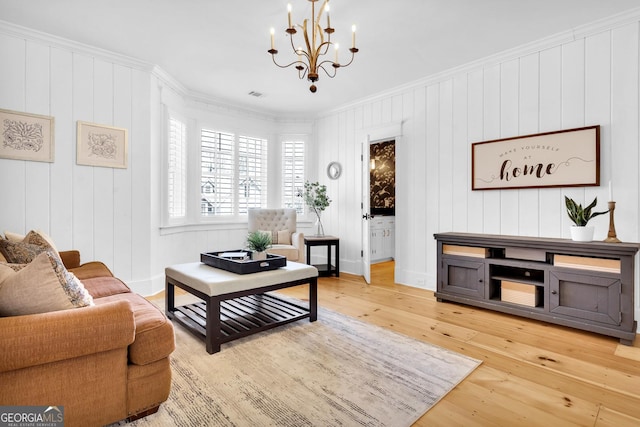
(247, 208, 305, 262)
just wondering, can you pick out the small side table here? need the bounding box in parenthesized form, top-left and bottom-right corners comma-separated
(305, 235, 339, 277)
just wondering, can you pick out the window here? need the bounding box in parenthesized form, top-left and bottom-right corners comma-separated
(201, 129, 234, 216)
(238, 135, 268, 214)
(282, 140, 305, 213)
(168, 116, 186, 218)
(200, 129, 268, 217)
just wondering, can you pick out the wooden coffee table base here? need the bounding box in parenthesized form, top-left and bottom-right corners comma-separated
(166, 276, 317, 354)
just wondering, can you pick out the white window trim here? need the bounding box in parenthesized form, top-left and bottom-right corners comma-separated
(160, 118, 313, 233)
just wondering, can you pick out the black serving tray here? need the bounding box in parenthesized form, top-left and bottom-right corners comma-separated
(200, 250, 287, 274)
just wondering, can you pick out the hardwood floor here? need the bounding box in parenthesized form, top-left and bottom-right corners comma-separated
(273, 261, 640, 427)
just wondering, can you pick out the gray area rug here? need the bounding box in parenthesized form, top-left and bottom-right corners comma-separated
(131, 299, 480, 427)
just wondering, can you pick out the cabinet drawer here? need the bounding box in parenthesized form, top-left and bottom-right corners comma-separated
(440, 258, 485, 299)
(549, 271, 621, 326)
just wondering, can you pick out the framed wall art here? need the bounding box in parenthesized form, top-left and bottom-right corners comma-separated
(472, 125, 600, 190)
(0, 108, 54, 162)
(77, 121, 128, 169)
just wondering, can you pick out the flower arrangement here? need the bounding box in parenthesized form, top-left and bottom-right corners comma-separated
(302, 181, 332, 236)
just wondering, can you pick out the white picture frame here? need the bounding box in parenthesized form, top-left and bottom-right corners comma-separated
(76, 121, 128, 169)
(0, 108, 55, 163)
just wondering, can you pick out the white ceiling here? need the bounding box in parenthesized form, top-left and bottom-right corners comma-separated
(1, 0, 639, 117)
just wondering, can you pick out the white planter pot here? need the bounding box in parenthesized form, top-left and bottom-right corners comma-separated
(252, 251, 267, 261)
(570, 226, 594, 242)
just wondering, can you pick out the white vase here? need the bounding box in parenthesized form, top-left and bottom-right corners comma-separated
(570, 226, 594, 242)
(252, 251, 267, 260)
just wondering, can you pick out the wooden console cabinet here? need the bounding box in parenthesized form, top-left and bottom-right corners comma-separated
(435, 232, 639, 345)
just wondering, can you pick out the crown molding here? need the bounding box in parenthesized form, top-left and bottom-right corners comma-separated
(323, 6, 640, 117)
(0, 19, 152, 71)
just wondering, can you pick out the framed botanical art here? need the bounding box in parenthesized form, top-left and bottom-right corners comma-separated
(471, 125, 600, 190)
(77, 121, 128, 169)
(0, 108, 55, 162)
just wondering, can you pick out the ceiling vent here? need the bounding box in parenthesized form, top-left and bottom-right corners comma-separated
(248, 91, 263, 98)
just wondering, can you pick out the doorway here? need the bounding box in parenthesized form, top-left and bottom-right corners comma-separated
(369, 140, 395, 284)
(360, 123, 401, 285)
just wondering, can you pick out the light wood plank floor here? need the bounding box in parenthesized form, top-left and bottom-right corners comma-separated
(273, 261, 640, 427)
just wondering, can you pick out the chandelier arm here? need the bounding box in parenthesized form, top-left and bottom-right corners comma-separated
(336, 50, 357, 68)
(302, 20, 312, 55)
(318, 63, 338, 79)
(316, 41, 331, 58)
(270, 54, 309, 72)
(316, 0, 329, 23)
(297, 64, 309, 80)
(288, 30, 310, 62)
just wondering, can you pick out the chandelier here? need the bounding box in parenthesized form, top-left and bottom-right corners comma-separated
(268, 0, 358, 93)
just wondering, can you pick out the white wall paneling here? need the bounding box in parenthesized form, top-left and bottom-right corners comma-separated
(0, 33, 27, 234)
(49, 47, 74, 250)
(499, 58, 520, 237)
(24, 41, 51, 234)
(538, 46, 563, 237)
(0, 30, 156, 293)
(518, 53, 541, 238)
(313, 17, 640, 327)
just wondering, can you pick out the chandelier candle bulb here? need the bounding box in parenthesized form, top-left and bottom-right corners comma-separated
(352, 25, 356, 48)
(609, 181, 613, 201)
(326, 4, 330, 29)
(270, 28, 275, 50)
(334, 43, 339, 63)
(287, 3, 292, 29)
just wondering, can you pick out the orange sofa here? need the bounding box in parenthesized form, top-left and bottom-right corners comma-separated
(0, 250, 175, 426)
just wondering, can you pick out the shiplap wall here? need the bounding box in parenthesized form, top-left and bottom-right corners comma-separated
(0, 28, 155, 292)
(315, 19, 640, 322)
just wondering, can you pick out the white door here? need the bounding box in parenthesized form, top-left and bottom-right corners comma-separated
(361, 136, 371, 283)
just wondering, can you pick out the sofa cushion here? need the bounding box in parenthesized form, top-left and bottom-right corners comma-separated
(81, 276, 131, 299)
(70, 261, 114, 280)
(94, 293, 175, 365)
(0, 252, 94, 316)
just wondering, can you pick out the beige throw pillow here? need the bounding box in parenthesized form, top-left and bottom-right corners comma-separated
(257, 230, 292, 245)
(4, 231, 25, 242)
(0, 252, 94, 316)
(277, 230, 292, 245)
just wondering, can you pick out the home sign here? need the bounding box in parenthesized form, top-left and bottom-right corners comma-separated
(471, 125, 600, 190)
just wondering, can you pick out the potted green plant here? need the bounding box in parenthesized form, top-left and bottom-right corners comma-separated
(565, 196, 608, 242)
(302, 181, 332, 236)
(246, 231, 272, 260)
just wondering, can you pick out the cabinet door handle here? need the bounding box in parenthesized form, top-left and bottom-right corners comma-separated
(551, 290, 558, 295)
